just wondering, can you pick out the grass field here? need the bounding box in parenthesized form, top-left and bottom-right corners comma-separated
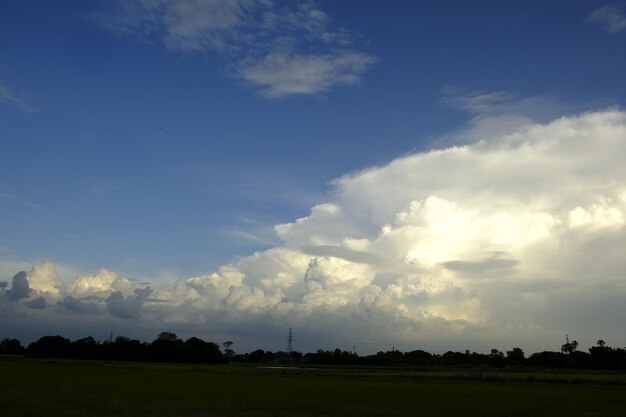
(2, 358, 626, 417)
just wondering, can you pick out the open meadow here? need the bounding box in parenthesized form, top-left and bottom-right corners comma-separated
(2, 358, 626, 417)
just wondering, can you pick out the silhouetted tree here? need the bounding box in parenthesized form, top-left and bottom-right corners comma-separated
(71, 336, 99, 359)
(184, 337, 224, 363)
(405, 349, 432, 364)
(151, 332, 184, 362)
(11, 330, 626, 370)
(222, 341, 234, 358)
(0, 337, 25, 355)
(589, 339, 615, 369)
(561, 339, 579, 354)
(506, 347, 525, 365)
(106, 336, 144, 361)
(157, 331, 178, 342)
(489, 349, 505, 367)
(248, 349, 270, 363)
(27, 335, 71, 358)
(528, 351, 566, 368)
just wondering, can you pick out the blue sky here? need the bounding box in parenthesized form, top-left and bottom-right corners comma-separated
(2, 1, 626, 352)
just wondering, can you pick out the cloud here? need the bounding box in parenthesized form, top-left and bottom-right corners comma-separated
(5, 263, 62, 303)
(437, 87, 576, 147)
(0, 81, 38, 112)
(3, 102, 626, 351)
(67, 268, 134, 299)
(26, 263, 63, 299)
(238, 52, 377, 97)
(440, 88, 520, 115)
(92, 0, 376, 97)
(6, 272, 30, 301)
(27, 297, 47, 310)
(106, 287, 153, 319)
(92, 0, 251, 52)
(587, 4, 626, 33)
(300, 245, 385, 266)
(442, 253, 519, 275)
(59, 297, 102, 315)
(84, 184, 117, 200)
(0, 192, 41, 208)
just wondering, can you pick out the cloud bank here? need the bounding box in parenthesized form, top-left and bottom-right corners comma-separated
(92, 0, 377, 97)
(3, 107, 626, 352)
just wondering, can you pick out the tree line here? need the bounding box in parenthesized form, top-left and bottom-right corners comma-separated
(2, 334, 626, 370)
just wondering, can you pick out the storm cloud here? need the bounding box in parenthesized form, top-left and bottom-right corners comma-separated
(2, 108, 626, 352)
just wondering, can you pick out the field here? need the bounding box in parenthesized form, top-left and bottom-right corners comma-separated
(2, 358, 626, 417)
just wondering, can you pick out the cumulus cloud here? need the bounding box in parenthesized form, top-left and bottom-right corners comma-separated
(587, 4, 626, 33)
(59, 297, 102, 315)
(92, 0, 376, 97)
(6, 272, 31, 301)
(3, 103, 626, 351)
(106, 287, 153, 319)
(67, 268, 134, 299)
(5, 263, 62, 302)
(27, 262, 63, 299)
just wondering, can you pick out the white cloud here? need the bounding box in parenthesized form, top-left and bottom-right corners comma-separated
(158, 0, 251, 52)
(0, 81, 38, 112)
(92, 0, 376, 97)
(27, 262, 62, 299)
(67, 268, 135, 299)
(0, 192, 41, 208)
(587, 4, 626, 33)
(238, 52, 377, 97)
(4, 263, 62, 302)
(4, 103, 626, 351)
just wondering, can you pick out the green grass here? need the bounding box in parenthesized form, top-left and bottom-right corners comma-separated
(2, 359, 626, 417)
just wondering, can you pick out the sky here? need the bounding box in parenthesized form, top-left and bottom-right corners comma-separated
(2, 0, 626, 354)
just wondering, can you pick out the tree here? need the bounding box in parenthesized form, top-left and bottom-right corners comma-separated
(248, 349, 267, 363)
(589, 339, 614, 369)
(506, 347, 525, 365)
(0, 338, 25, 355)
(561, 339, 579, 354)
(490, 349, 502, 357)
(27, 335, 71, 358)
(405, 349, 432, 364)
(490, 349, 505, 366)
(71, 336, 99, 359)
(184, 337, 224, 363)
(157, 331, 178, 341)
(222, 341, 234, 358)
(152, 332, 184, 362)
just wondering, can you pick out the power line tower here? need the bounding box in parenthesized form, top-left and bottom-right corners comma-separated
(286, 328, 293, 354)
